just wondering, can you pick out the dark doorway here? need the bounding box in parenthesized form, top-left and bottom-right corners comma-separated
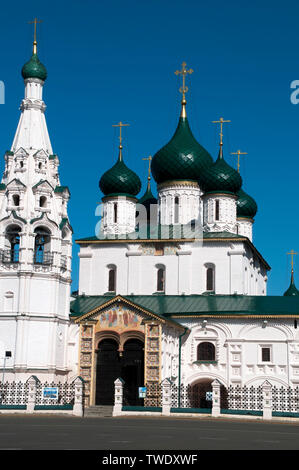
(188, 380, 228, 409)
(122, 339, 144, 406)
(96, 339, 121, 405)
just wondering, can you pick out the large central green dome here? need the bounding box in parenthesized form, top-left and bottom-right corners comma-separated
(151, 109, 213, 185)
(99, 148, 141, 197)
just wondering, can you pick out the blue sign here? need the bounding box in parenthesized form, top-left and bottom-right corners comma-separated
(42, 387, 59, 400)
(139, 387, 147, 398)
(206, 391, 213, 401)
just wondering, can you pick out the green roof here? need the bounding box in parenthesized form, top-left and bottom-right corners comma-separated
(236, 188, 258, 219)
(54, 185, 70, 195)
(151, 114, 213, 185)
(21, 53, 47, 81)
(284, 273, 299, 297)
(201, 149, 242, 195)
(70, 294, 299, 319)
(99, 148, 141, 197)
(0, 183, 6, 191)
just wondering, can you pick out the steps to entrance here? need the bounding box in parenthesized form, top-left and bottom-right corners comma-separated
(84, 406, 113, 418)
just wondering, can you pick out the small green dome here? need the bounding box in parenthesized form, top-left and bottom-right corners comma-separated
(236, 188, 258, 219)
(284, 273, 299, 296)
(138, 184, 157, 207)
(151, 113, 213, 184)
(201, 150, 242, 195)
(22, 53, 47, 81)
(99, 149, 141, 197)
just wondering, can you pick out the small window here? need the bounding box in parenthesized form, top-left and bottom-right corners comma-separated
(261, 347, 271, 362)
(39, 196, 47, 208)
(113, 203, 118, 223)
(108, 267, 116, 292)
(197, 342, 216, 361)
(215, 200, 220, 221)
(174, 196, 179, 224)
(157, 267, 165, 292)
(206, 266, 214, 291)
(12, 194, 20, 206)
(295, 320, 298, 329)
(38, 162, 42, 170)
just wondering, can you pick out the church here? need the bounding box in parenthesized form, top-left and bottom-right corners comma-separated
(1, 32, 299, 410)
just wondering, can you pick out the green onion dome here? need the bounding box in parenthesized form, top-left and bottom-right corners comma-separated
(138, 184, 157, 208)
(236, 188, 258, 219)
(151, 107, 213, 185)
(99, 148, 141, 197)
(201, 149, 242, 195)
(21, 53, 47, 81)
(284, 273, 299, 296)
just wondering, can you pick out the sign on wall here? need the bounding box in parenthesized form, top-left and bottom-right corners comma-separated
(139, 387, 147, 398)
(42, 387, 59, 400)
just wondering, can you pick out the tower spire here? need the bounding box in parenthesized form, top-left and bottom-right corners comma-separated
(212, 117, 231, 158)
(231, 149, 248, 173)
(287, 249, 298, 283)
(112, 121, 130, 161)
(142, 155, 152, 191)
(174, 62, 193, 118)
(28, 18, 43, 54)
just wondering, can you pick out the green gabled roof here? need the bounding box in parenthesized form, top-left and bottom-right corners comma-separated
(1, 210, 27, 225)
(5, 151, 14, 156)
(70, 294, 299, 320)
(59, 217, 73, 233)
(55, 185, 70, 195)
(32, 179, 54, 190)
(0, 183, 6, 191)
(49, 154, 58, 160)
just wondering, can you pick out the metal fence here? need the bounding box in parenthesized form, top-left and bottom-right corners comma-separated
(226, 385, 263, 411)
(0, 381, 29, 405)
(272, 386, 299, 413)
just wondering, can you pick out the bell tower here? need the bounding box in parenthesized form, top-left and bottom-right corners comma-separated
(0, 22, 72, 381)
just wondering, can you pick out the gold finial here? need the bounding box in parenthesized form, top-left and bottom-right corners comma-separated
(287, 250, 298, 281)
(142, 156, 152, 190)
(174, 62, 193, 117)
(231, 150, 248, 173)
(112, 121, 130, 160)
(28, 18, 43, 54)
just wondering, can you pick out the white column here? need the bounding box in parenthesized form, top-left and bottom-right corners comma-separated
(26, 375, 38, 413)
(113, 377, 124, 416)
(161, 378, 172, 416)
(262, 380, 272, 420)
(211, 379, 221, 417)
(73, 377, 84, 417)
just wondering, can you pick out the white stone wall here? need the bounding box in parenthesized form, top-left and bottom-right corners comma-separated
(101, 197, 137, 235)
(237, 218, 253, 241)
(178, 318, 299, 388)
(158, 182, 202, 226)
(203, 193, 237, 233)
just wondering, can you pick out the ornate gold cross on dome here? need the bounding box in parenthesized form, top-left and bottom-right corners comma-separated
(287, 249, 298, 273)
(231, 150, 248, 173)
(174, 62, 194, 103)
(212, 117, 231, 146)
(28, 18, 43, 54)
(112, 121, 130, 149)
(142, 156, 152, 188)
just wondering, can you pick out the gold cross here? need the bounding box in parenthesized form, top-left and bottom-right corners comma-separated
(287, 249, 298, 273)
(212, 117, 231, 146)
(174, 62, 194, 102)
(142, 156, 152, 187)
(231, 150, 248, 173)
(112, 121, 130, 148)
(28, 18, 43, 54)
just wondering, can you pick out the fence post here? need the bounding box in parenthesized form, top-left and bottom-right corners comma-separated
(113, 378, 124, 417)
(161, 378, 172, 416)
(73, 376, 84, 417)
(211, 379, 221, 417)
(262, 380, 272, 420)
(26, 376, 38, 413)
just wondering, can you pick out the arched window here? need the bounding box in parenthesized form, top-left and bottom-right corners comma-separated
(157, 266, 165, 292)
(113, 203, 118, 223)
(12, 194, 20, 207)
(4, 225, 21, 263)
(206, 266, 215, 292)
(197, 342, 216, 361)
(39, 196, 47, 208)
(108, 266, 116, 292)
(174, 196, 179, 224)
(215, 200, 220, 221)
(34, 227, 52, 265)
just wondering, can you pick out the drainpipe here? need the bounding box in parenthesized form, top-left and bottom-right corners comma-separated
(178, 327, 188, 407)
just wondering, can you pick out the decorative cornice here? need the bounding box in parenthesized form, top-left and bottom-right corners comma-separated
(158, 180, 199, 190)
(20, 99, 46, 112)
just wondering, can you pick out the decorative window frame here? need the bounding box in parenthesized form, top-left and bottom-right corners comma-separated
(33, 149, 48, 175)
(259, 344, 273, 364)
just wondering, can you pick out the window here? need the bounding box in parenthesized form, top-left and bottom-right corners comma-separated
(215, 200, 220, 221)
(108, 267, 116, 292)
(206, 266, 215, 291)
(4, 225, 21, 263)
(12, 194, 20, 206)
(174, 196, 179, 224)
(197, 342, 216, 361)
(157, 267, 165, 292)
(39, 196, 47, 208)
(261, 347, 271, 362)
(113, 203, 118, 223)
(34, 227, 52, 265)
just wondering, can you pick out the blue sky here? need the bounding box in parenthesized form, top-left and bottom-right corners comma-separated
(0, 0, 298, 294)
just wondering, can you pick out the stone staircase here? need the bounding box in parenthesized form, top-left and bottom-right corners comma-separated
(84, 405, 113, 418)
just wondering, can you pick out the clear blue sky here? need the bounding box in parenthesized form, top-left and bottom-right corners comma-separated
(0, 0, 298, 294)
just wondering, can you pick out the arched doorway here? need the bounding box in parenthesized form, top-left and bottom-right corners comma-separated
(189, 379, 228, 409)
(95, 339, 121, 405)
(122, 339, 144, 406)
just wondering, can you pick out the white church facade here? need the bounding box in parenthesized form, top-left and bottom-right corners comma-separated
(0, 38, 299, 410)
